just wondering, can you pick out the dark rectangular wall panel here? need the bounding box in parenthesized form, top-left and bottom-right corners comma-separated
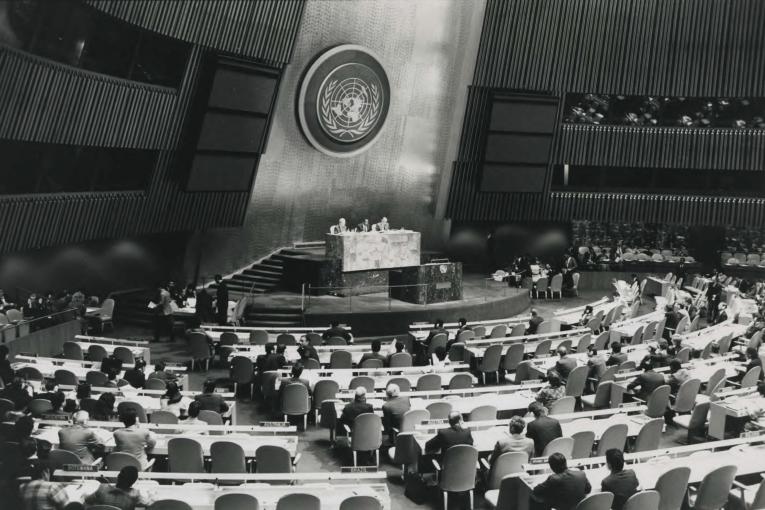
(484, 134, 553, 165)
(197, 113, 267, 153)
(187, 154, 256, 192)
(481, 164, 548, 192)
(208, 68, 278, 114)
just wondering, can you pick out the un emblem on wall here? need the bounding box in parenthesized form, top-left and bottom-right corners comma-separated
(298, 45, 390, 158)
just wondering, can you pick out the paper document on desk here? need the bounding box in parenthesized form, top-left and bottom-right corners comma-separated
(147, 301, 157, 310)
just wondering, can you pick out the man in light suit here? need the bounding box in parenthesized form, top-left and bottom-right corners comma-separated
(330, 218, 348, 234)
(59, 411, 103, 463)
(374, 217, 390, 232)
(153, 282, 173, 343)
(382, 383, 410, 440)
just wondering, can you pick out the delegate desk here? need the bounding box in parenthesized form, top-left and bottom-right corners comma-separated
(275, 364, 475, 390)
(608, 310, 665, 341)
(326, 230, 420, 272)
(202, 325, 353, 344)
(228, 344, 370, 366)
(465, 329, 591, 360)
(74, 335, 151, 363)
(680, 321, 748, 351)
(552, 298, 617, 326)
(708, 391, 765, 440)
(58, 472, 390, 510)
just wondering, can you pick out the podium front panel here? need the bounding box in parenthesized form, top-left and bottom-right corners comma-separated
(326, 231, 421, 272)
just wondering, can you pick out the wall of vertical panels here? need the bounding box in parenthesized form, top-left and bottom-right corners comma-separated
(84, 0, 305, 66)
(0, 0, 306, 254)
(447, 0, 765, 226)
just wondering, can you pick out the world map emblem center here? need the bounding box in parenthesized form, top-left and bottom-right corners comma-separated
(298, 44, 390, 157)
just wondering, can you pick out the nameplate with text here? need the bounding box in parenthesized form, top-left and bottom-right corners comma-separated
(341, 466, 378, 473)
(41, 414, 68, 421)
(521, 379, 542, 386)
(63, 464, 98, 472)
(529, 457, 548, 465)
(259, 421, 291, 427)
(435, 283, 452, 290)
(422, 419, 447, 425)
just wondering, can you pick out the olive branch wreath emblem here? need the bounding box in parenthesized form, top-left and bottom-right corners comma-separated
(319, 79, 381, 139)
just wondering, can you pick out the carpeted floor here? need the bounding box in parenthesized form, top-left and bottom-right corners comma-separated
(112, 289, 685, 510)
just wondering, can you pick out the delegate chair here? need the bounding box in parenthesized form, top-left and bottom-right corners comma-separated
(349, 376, 375, 393)
(17, 366, 43, 381)
(448, 373, 472, 390)
(388, 432, 422, 479)
(503, 343, 525, 372)
(117, 401, 148, 424)
(87, 344, 109, 362)
(669, 378, 701, 415)
(387, 377, 411, 392)
(62, 341, 84, 360)
(427, 334, 448, 360)
(447, 342, 465, 363)
(566, 365, 589, 398)
(281, 383, 310, 430)
(581, 381, 613, 410)
(596, 423, 628, 456)
(478, 344, 503, 384)
(28, 399, 53, 417)
(54, 369, 79, 386)
(534, 339, 553, 358)
(389, 352, 412, 367)
(571, 430, 595, 459)
(188, 333, 212, 371)
(433, 445, 479, 510)
(96, 299, 115, 332)
(575, 493, 614, 510)
(416, 373, 441, 392)
(688, 465, 737, 510)
(306, 332, 322, 346)
(104, 452, 151, 471)
(168, 437, 204, 473)
(276, 494, 320, 510)
(534, 277, 549, 299)
(575, 334, 592, 354)
(325, 337, 347, 346)
(740, 366, 762, 389)
(145, 378, 167, 390)
(482, 451, 526, 490)
(198, 410, 223, 426)
(674, 402, 710, 444)
(490, 325, 507, 338)
(656, 466, 691, 510)
(360, 358, 383, 369)
(473, 326, 486, 338)
(510, 323, 527, 337)
(113, 346, 135, 365)
(303, 358, 320, 370)
(549, 396, 576, 415)
(211, 441, 247, 473)
(312, 379, 339, 422)
(398, 409, 430, 433)
(48, 449, 84, 470)
(255, 445, 297, 473)
(633, 418, 663, 452)
(149, 501, 192, 510)
(329, 350, 352, 369)
(230, 356, 255, 399)
(426, 402, 452, 420)
(214, 494, 259, 510)
(349, 413, 382, 467)
(644, 385, 671, 419)
(542, 437, 574, 458)
(340, 496, 381, 510)
(549, 274, 563, 299)
(276, 334, 296, 346)
(623, 491, 660, 510)
(250, 330, 269, 345)
(467, 405, 497, 424)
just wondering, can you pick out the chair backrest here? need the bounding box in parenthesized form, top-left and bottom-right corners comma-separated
(510, 323, 527, 337)
(87, 344, 109, 362)
(255, 444, 292, 473)
(503, 343, 526, 371)
(748, 479, 765, 510)
(400, 409, 430, 432)
(479, 344, 503, 372)
(717, 334, 733, 355)
(275, 494, 320, 510)
(571, 430, 595, 459)
(312, 379, 339, 411)
(549, 396, 576, 415)
(349, 376, 375, 393)
(596, 423, 628, 455)
(351, 413, 382, 451)
(542, 436, 574, 458)
(388, 352, 412, 367)
(62, 341, 84, 360)
(572, 272, 581, 289)
(673, 378, 701, 413)
(387, 376, 411, 393)
(104, 452, 142, 471)
(645, 385, 671, 418)
(210, 441, 248, 474)
(150, 410, 179, 425)
(447, 373, 473, 390)
(486, 451, 527, 490)
(741, 366, 762, 388)
(655, 466, 691, 510)
(276, 333, 296, 346)
(113, 346, 135, 365)
(188, 334, 211, 360)
(557, 339, 573, 352)
(537, 321, 557, 334)
(688, 315, 700, 333)
(634, 418, 664, 452)
(329, 350, 352, 368)
(214, 493, 259, 510)
(145, 378, 167, 390)
(630, 326, 644, 345)
(472, 326, 487, 338)
(575, 334, 592, 353)
(447, 342, 465, 363)
(439, 445, 479, 492)
(536, 277, 549, 292)
(590, 381, 613, 409)
(198, 409, 223, 426)
(550, 273, 563, 293)
(230, 356, 255, 384)
(360, 358, 383, 369)
(219, 332, 238, 346)
(456, 330, 474, 343)
(168, 437, 204, 472)
(642, 322, 657, 343)
(693, 465, 737, 510)
(534, 339, 552, 357)
(566, 365, 589, 397)
(687, 401, 710, 432)
(281, 383, 310, 415)
(117, 401, 148, 423)
(416, 373, 441, 392)
(338, 496, 381, 510)
(426, 401, 452, 420)
(467, 405, 497, 423)
(705, 368, 726, 396)
(301, 358, 319, 370)
(325, 336, 347, 346)
(623, 490, 659, 510)
(675, 316, 689, 335)
(490, 325, 507, 338)
(675, 347, 691, 363)
(49, 449, 82, 470)
(575, 492, 614, 510)
(513, 360, 534, 384)
(593, 331, 610, 351)
(54, 369, 79, 386)
(700, 342, 713, 360)
(586, 317, 602, 334)
(150, 501, 193, 510)
(250, 330, 269, 345)
(28, 398, 54, 417)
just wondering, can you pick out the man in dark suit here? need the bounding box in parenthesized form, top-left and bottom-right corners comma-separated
(357, 219, 371, 232)
(322, 321, 352, 342)
(381, 383, 410, 440)
(386, 341, 407, 366)
(359, 339, 387, 367)
(297, 336, 319, 362)
(531, 452, 591, 510)
(194, 379, 229, 414)
(278, 363, 311, 398)
(195, 287, 214, 325)
(122, 359, 147, 389)
(424, 319, 448, 346)
(100, 354, 123, 379)
(601, 449, 638, 510)
(527, 309, 544, 335)
(605, 341, 628, 367)
(626, 360, 665, 400)
(214, 274, 228, 326)
(526, 401, 562, 456)
(706, 278, 723, 323)
(338, 387, 374, 436)
(424, 411, 473, 456)
(256, 343, 286, 374)
(554, 346, 578, 381)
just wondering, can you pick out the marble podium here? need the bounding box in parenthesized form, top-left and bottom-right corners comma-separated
(325, 230, 421, 272)
(389, 262, 463, 304)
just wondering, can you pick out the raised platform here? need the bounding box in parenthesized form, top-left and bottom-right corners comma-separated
(244, 274, 529, 336)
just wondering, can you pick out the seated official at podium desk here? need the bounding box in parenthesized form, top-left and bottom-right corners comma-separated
(330, 216, 390, 234)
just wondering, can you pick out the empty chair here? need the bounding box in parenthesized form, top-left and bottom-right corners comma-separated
(510, 323, 527, 337)
(16, 366, 43, 381)
(741, 366, 762, 388)
(104, 452, 143, 471)
(688, 465, 737, 510)
(456, 330, 474, 343)
(230, 356, 255, 399)
(433, 445, 479, 510)
(630, 326, 644, 345)
(478, 344, 503, 384)
(575, 334, 591, 353)
(586, 317, 602, 334)
(416, 373, 441, 392)
(549, 274, 563, 299)
(427, 333, 448, 360)
(350, 413, 382, 466)
(549, 396, 576, 415)
(387, 377, 411, 393)
(168, 437, 204, 473)
(388, 432, 422, 479)
(48, 449, 83, 470)
(483, 451, 526, 490)
(670, 378, 701, 414)
(581, 381, 612, 410)
(188, 333, 212, 371)
(617, 360, 636, 372)
(325, 336, 347, 346)
(490, 325, 507, 338)
(214, 493, 259, 510)
(149, 501, 192, 510)
(388, 352, 412, 367)
(596, 423, 628, 456)
(502, 343, 525, 372)
(542, 436, 574, 458)
(276, 333, 296, 346)
(281, 383, 310, 430)
(329, 350, 352, 368)
(447, 342, 465, 363)
(472, 326, 487, 338)
(508, 360, 534, 384)
(675, 347, 691, 363)
(566, 365, 589, 398)
(426, 401, 452, 420)
(656, 466, 691, 510)
(593, 331, 610, 351)
(534, 277, 549, 298)
(113, 346, 135, 365)
(399, 409, 430, 433)
(54, 369, 79, 386)
(340, 496, 381, 510)
(674, 402, 710, 444)
(198, 410, 223, 426)
(575, 493, 614, 510)
(255, 444, 294, 473)
(145, 378, 167, 390)
(623, 491, 660, 510)
(302, 358, 320, 370)
(87, 344, 108, 362)
(276, 494, 319, 510)
(28, 398, 53, 417)
(644, 385, 671, 419)
(716, 334, 733, 356)
(633, 418, 663, 452)
(250, 330, 269, 345)
(210, 441, 247, 473)
(62, 341, 84, 360)
(705, 368, 726, 396)
(149, 410, 178, 425)
(305, 332, 322, 345)
(312, 379, 339, 422)
(349, 376, 375, 393)
(360, 358, 383, 369)
(467, 405, 496, 423)
(448, 373, 473, 390)
(534, 339, 552, 357)
(571, 430, 595, 459)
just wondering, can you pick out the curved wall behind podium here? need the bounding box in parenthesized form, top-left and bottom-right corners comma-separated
(192, 0, 486, 276)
